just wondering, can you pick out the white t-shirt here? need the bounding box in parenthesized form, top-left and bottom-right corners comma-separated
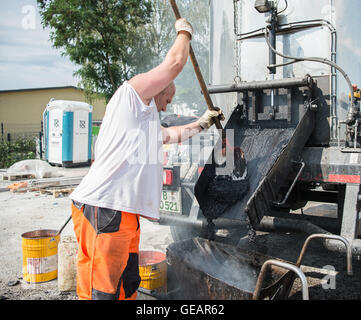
(70, 81, 163, 220)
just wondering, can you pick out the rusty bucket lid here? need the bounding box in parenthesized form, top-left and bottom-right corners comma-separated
(21, 229, 58, 239)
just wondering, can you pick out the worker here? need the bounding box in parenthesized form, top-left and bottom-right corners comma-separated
(69, 18, 224, 300)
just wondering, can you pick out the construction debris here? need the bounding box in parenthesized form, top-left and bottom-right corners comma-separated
(2, 174, 84, 197)
(5, 159, 63, 180)
(7, 182, 28, 191)
(2, 174, 35, 181)
(40, 187, 76, 198)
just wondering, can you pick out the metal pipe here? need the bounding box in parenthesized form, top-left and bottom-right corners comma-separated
(159, 214, 203, 229)
(254, 19, 337, 140)
(252, 259, 309, 300)
(353, 121, 357, 149)
(270, 75, 275, 118)
(213, 218, 248, 230)
(234, 14, 338, 139)
(258, 216, 361, 256)
(273, 161, 305, 206)
(236, 19, 336, 40)
(295, 233, 353, 276)
(270, 212, 340, 233)
(158, 213, 248, 230)
(207, 76, 312, 94)
(268, 16, 277, 75)
(263, 27, 356, 123)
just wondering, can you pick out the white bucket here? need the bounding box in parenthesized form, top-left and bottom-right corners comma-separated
(58, 235, 78, 291)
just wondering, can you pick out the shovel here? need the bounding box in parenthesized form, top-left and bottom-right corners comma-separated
(169, 0, 249, 238)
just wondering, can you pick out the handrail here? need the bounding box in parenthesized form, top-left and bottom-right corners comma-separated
(252, 259, 309, 300)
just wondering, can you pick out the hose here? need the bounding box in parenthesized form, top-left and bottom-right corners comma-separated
(263, 27, 356, 123)
(277, 0, 288, 15)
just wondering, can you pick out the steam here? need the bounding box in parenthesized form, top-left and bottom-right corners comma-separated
(179, 238, 259, 294)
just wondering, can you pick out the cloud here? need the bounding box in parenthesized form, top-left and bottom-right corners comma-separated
(0, 1, 79, 90)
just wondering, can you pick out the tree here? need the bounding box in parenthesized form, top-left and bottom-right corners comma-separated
(37, 0, 210, 110)
(37, 0, 153, 102)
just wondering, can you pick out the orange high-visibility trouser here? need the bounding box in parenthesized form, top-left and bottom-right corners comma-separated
(71, 201, 141, 300)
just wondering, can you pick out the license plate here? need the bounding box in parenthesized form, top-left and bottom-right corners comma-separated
(160, 189, 181, 214)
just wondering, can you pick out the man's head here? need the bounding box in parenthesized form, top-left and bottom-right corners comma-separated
(154, 82, 176, 112)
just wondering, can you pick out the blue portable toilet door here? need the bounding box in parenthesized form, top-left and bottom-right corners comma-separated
(48, 109, 63, 165)
(72, 110, 89, 164)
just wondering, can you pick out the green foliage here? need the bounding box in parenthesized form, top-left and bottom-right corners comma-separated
(37, 0, 209, 112)
(0, 137, 36, 169)
(37, 0, 154, 102)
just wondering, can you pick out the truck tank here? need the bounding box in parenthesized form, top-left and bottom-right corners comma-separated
(160, 0, 361, 255)
(210, 0, 361, 142)
(204, 0, 361, 254)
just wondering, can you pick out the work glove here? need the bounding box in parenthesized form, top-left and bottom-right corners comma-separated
(197, 107, 225, 130)
(175, 18, 193, 40)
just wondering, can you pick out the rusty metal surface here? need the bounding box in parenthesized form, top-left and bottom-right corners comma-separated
(21, 229, 58, 239)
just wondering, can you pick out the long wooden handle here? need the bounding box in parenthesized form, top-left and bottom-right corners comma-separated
(169, 0, 223, 131)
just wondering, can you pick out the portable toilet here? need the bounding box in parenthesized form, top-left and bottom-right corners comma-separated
(43, 99, 92, 167)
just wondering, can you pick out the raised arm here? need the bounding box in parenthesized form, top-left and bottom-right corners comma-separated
(128, 19, 192, 105)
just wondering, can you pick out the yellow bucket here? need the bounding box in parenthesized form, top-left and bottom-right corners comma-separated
(21, 229, 60, 283)
(139, 251, 167, 292)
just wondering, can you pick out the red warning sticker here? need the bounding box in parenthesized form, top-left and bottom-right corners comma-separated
(328, 174, 361, 184)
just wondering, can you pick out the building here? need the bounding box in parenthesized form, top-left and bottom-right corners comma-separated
(0, 86, 107, 140)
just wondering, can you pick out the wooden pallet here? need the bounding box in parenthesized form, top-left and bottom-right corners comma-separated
(40, 187, 75, 198)
(2, 174, 36, 181)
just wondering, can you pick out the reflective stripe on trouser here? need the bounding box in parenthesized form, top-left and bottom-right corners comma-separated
(71, 201, 141, 300)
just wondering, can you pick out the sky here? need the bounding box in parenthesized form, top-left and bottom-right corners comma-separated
(0, 1, 79, 90)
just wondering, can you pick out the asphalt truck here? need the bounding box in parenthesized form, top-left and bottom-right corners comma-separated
(158, 0, 361, 255)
